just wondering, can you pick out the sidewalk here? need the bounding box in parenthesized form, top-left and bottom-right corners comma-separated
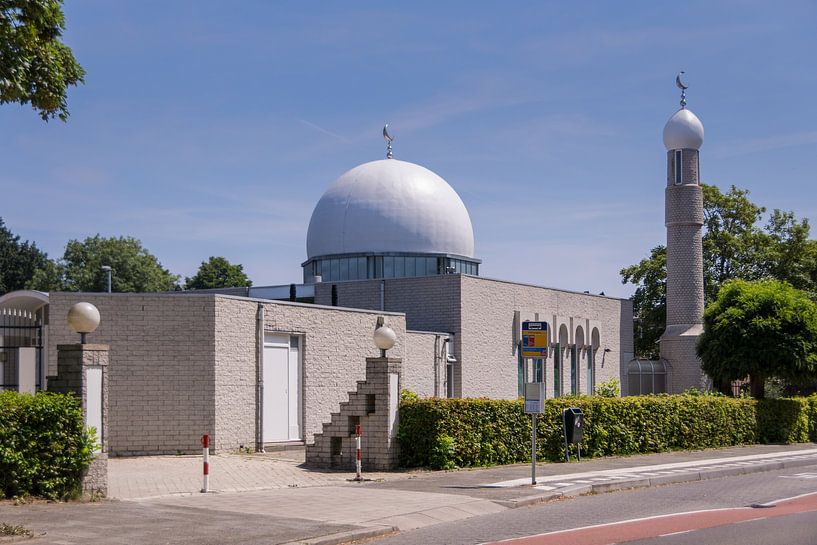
(1, 443, 816, 545)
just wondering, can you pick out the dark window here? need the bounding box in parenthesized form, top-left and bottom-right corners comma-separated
(674, 150, 683, 185)
(384, 256, 394, 277)
(394, 256, 405, 277)
(553, 344, 561, 396)
(330, 437, 342, 456)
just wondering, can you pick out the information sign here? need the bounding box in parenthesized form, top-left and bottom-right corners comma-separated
(521, 321, 549, 358)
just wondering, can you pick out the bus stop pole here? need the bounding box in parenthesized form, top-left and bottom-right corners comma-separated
(531, 413, 537, 485)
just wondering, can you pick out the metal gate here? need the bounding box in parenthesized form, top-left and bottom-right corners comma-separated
(0, 309, 44, 392)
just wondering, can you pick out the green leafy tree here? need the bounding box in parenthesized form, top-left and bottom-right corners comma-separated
(31, 235, 179, 292)
(701, 184, 767, 301)
(621, 184, 817, 357)
(697, 279, 817, 398)
(620, 246, 665, 358)
(184, 256, 252, 290)
(0, 217, 51, 295)
(1, 0, 85, 121)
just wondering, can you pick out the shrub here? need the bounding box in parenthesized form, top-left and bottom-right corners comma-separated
(756, 398, 809, 443)
(804, 395, 817, 442)
(0, 391, 95, 500)
(594, 378, 620, 397)
(398, 394, 813, 469)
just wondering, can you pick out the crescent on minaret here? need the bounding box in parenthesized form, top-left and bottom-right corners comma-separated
(676, 71, 688, 90)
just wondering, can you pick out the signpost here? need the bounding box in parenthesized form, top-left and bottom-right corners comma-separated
(524, 382, 545, 485)
(522, 321, 549, 485)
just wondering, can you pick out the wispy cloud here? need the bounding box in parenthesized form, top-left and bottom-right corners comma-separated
(712, 131, 817, 158)
(299, 119, 351, 143)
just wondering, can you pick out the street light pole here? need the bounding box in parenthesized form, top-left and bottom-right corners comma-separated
(100, 266, 112, 293)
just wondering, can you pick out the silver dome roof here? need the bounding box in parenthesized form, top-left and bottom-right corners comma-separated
(306, 159, 475, 259)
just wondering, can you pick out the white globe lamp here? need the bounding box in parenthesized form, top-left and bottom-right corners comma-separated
(373, 326, 396, 357)
(67, 302, 101, 344)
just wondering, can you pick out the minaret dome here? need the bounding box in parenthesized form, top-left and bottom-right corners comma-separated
(663, 108, 704, 151)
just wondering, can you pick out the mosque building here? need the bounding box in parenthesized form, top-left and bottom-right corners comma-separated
(0, 78, 707, 457)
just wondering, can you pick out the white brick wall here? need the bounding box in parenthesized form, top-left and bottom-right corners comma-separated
(48, 293, 217, 456)
(313, 275, 633, 400)
(459, 276, 632, 399)
(403, 331, 443, 398)
(258, 298, 407, 441)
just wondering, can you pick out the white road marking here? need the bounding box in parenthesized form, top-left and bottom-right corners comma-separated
(481, 507, 749, 545)
(659, 529, 694, 537)
(780, 473, 817, 480)
(757, 490, 817, 507)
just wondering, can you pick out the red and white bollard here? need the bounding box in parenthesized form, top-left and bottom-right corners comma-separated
(201, 434, 210, 493)
(353, 424, 363, 481)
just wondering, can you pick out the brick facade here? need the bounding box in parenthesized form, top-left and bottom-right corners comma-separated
(314, 275, 632, 398)
(45, 293, 417, 455)
(662, 147, 707, 392)
(48, 293, 217, 456)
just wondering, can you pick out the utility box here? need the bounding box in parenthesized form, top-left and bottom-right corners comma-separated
(563, 407, 584, 444)
(524, 382, 545, 414)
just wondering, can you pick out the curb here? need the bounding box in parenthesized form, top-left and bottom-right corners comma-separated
(280, 525, 398, 545)
(493, 454, 817, 509)
(565, 457, 816, 499)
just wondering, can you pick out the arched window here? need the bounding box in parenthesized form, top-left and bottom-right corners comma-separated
(573, 326, 585, 395)
(588, 328, 600, 395)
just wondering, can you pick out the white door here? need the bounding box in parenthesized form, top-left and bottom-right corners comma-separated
(262, 334, 301, 443)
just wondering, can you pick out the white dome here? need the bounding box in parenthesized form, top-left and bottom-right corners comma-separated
(306, 159, 475, 259)
(663, 108, 704, 150)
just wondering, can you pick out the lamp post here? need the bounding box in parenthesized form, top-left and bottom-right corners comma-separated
(67, 302, 101, 344)
(100, 266, 112, 293)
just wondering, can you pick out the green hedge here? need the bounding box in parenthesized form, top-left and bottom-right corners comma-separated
(808, 395, 817, 442)
(0, 391, 95, 500)
(398, 395, 816, 469)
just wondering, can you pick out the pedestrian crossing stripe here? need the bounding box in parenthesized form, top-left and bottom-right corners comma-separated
(780, 473, 817, 479)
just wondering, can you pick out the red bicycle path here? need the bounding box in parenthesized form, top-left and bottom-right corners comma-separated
(483, 492, 817, 545)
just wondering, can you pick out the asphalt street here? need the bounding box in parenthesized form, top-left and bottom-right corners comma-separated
(369, 463, 817, 545)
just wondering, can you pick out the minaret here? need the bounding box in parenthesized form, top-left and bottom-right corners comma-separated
(660, 73, 706, 392)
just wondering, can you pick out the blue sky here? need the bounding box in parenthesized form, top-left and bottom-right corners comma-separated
(2, 1, 816, 297)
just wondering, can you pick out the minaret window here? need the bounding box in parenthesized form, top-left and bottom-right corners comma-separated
(674, 150, 683, 185)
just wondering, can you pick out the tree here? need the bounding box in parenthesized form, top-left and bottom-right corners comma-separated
(184, 256, 252, 290)
(621, 184, 817, 357)
(620, 246, 665, 358)
(0, 0, 85, 121)
(697, 279, 817, 398)
(0, 217, 50, 295)
(30, 235, 179, 292)
(701, 184, 767, 301)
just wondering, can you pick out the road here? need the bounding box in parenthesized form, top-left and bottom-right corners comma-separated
(369, 463, 817, 545)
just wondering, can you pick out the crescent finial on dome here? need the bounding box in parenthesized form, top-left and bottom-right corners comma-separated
(383, 124, 394, 159)
(676, 71, 688, 109)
